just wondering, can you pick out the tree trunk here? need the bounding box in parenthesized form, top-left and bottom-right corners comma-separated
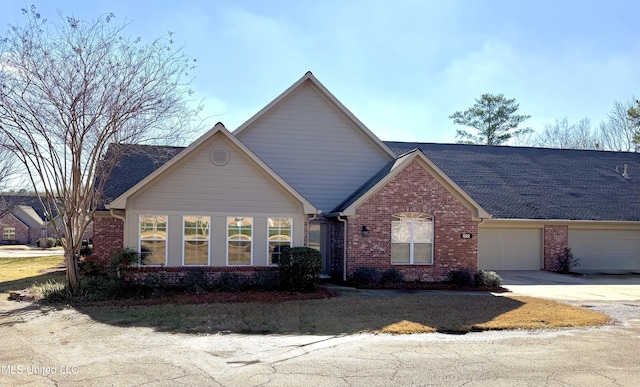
(65, 248, 80, 290)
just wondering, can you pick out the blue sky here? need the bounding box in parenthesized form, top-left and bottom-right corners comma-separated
(1, 0, 638, 144)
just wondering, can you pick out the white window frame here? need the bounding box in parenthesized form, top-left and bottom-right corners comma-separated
(267, 217, 293, 265)
(139, 215, 168, 266)
(226, 216, 253, 266)
(391, 212, 434, 265)
(182, 215, 210, 266)
(3, 227, 15, 240)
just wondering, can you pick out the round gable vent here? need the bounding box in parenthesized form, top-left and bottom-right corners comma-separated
(210, 147, 230, 166)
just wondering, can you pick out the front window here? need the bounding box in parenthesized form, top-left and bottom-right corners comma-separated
(183, 216, 210, 265)
(139, 215, 167, 265)
(268, 217, 292, 265)
(227, 216, 252, 265)
(3, 227, 15, 240)
(391, 212, 433, 264)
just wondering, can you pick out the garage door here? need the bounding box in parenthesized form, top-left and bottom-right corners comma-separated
(478, 228, 542, 270)
(569, 229, 640, 273)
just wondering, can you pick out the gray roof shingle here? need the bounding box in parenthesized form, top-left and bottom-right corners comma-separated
(97, 144, 184, 208)
(385, 142, 640, 221)
(97, 141, 640, 222)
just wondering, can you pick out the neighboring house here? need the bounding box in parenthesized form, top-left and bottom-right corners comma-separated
(0, 194, 93, 245)
(0, 195, 56, 245)
(92, 72, 640, 279)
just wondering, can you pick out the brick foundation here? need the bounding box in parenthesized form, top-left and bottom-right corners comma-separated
(543, 225, 568, 271)
(346, 160, 478, 282)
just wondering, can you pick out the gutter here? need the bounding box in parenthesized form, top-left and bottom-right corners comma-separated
(109, 208, 126, 221)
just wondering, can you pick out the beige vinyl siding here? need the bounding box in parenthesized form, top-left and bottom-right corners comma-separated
(130, 133, 302, 214)
(569, 229, 640, 273)
(478, 228, 542, 270)
(235, 82, 393, 212)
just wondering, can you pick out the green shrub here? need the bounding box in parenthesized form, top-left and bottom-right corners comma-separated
(78, 259, 107, 277)
(249, 270, 279, 290)
(380, 268, 405, 284)
(38, 237, 56, 248)
(110, 248, 140, 278)
(474, 270, 503, 287)
(80, 244, 92, 257)
(180, 268, 210, 291)
(215, 272, 246, 292)
(555, 247, 580, 274)
(278, 246, 321, 292)
(350, 267, 381, 288)
(448, 269, 474, 287)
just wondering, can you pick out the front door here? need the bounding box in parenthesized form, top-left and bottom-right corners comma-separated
(309, 220, 331, 274)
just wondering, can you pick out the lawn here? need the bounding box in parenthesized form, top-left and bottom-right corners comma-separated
(0, 256, 65, 295)
(80, 293, 611, 335)
(1, 257, 611, 335)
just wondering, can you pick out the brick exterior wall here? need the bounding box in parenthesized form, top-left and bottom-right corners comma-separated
(543, 225, 568, 271)
(330, 219, 345, 279)
(91, 214, 124, 266)
(346, 160, 478, 282)
(0, 213, 30, 244)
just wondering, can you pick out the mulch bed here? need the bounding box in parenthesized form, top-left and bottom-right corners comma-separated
(78, 286, 336, 307)
(355, 281, 509, 292)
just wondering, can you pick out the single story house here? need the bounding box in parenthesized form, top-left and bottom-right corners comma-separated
(0, 195, 59, 245)
(92, 72, 640, 280)
(0, 194, 92, 245)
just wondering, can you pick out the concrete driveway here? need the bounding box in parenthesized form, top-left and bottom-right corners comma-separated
(497, 270, 640, 301)
(0, 246, 64, 258)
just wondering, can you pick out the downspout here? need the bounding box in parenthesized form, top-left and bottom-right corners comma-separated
(336, 215, 348, 281)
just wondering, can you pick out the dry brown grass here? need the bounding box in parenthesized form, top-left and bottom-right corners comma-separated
(471, 296, 612, 331)
(0, 256, 65, 295)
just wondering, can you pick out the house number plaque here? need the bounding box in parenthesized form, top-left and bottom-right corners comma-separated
(460, 233, 473, 239)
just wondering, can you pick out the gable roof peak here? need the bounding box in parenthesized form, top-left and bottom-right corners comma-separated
(233, 72, 396, 158)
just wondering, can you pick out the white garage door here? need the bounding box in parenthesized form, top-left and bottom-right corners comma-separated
(478, 228, 542, 270)
(569, 229, 640, 273)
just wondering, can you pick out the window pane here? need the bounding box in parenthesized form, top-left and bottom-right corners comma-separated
(140, 215, 167, 265)
(391, 243, 410, 263)
(184, 240, 209, 265)
(413, 222, 433, 243)
(184, 216, 209, 265)
(413, 243, 433, 264)
(141, 240, 166, 265)
(391, 221, 411, 243)
(228, 241, 251, 265)
(269, 241, 290, 265)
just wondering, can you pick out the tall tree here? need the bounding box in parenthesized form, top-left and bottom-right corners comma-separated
(534, 117, 599, 150)
(598, 99, 638, 152)
(0, 6, 201, 289)
(450, 93, 532, 145)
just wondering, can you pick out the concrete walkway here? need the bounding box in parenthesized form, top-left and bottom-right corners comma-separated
(497, 270, 640, 301)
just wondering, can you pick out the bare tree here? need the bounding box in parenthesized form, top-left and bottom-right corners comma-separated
(0, 6, 201, 288)
(533, 117, 599, 150)
(598, 99, 637, 152)
(627, 99, 640, 150)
